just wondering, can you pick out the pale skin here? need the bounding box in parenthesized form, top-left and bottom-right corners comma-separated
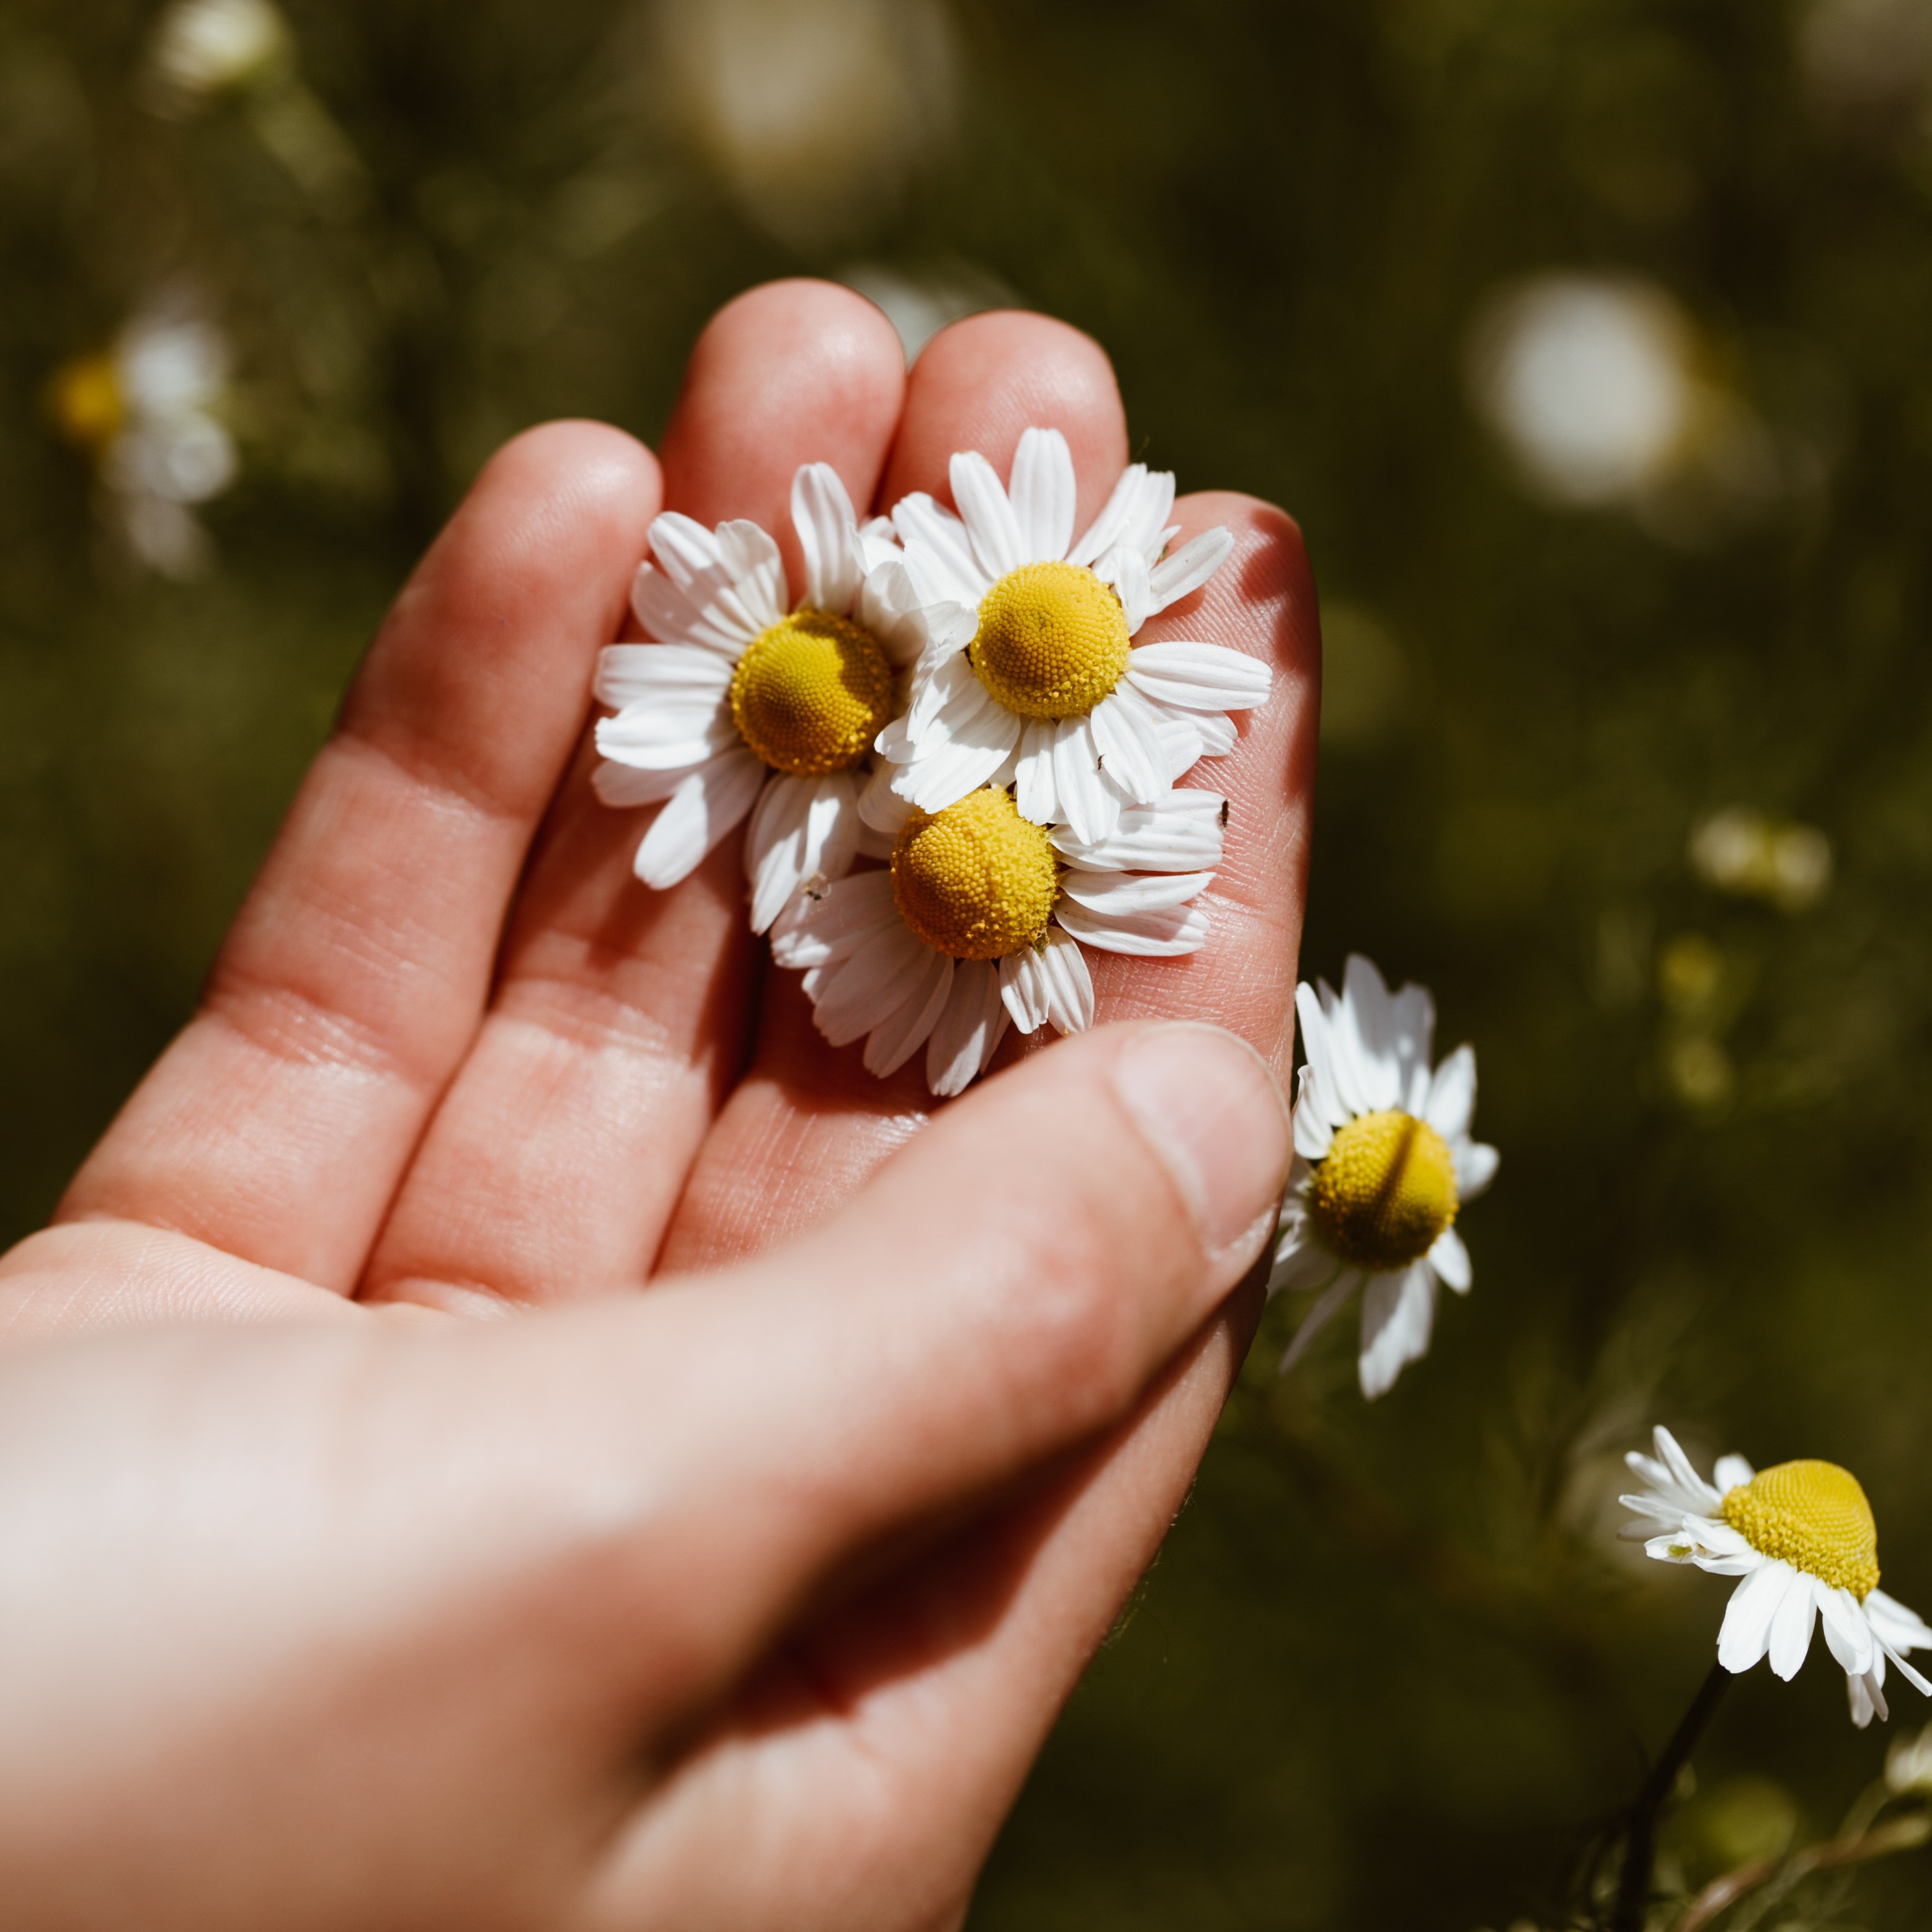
(0, 283, 1320, 1932)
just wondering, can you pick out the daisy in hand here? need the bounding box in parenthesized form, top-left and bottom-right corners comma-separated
(879, 427, 1273, 843)
(1622, 1426, 1932, 1727)
(1270, 955, 1498, 1399)
(770, 781, 1224, 1097)
(592, 463, 924, 932)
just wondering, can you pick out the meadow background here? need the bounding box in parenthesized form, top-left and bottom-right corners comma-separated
(7, 1, 1932, 1925)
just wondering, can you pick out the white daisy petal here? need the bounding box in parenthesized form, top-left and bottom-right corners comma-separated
(1268, 1232, 1336, 1294)
(1157, 712, 1208, 782)
(1277, 1270, 1360, 1374)
(592, 760, 688, 808)
(1719, 1560, 1797, 1673)
(1147, 526, 1234, 613)
(770, 870, 897, 970)
(630, 564, 753, 655)
(1294, 983, 1350, 1131)
(1053, 789, 1226, 873)
(644, 511, 724, 592)
(895, 706, 1023, 812)
(926, 958, 1008, 1098)
(1340, 955, 1402, 1111)
(1654, 1428, 1721, 1509)
(792, 463, 863, 615)
(1390, 984, 1438, 1111)
(998, 945, 1053, 1034)
(746, 771, 861, 934)
(1712, 1454, 1756, 1493)
(1097, 543, 1154, 633)
(633, 749, 765, 890)
(1358, 1263, 1436, 1400)
(594, 642, 736, 711)
(1455, 1141, 1500, 1200)
(1768, 1570, 1820, 1681)
(811, 924, 932, 1047)
(1293, 1069, 1335, 1160)
(1851, 1668, 1885, 1727)
(1126, 640, 1273, 713)
(891, 492, 987, 605)
(1069, 463, 1174, 569)
(857, 761, 914, 837)
(595, 700, 737, 771)
(714, 519, 788, 630)
(1819, 1588, 1877, 1678)
(1050, 714, 1121, 845)
(1013, 719, 1061, 826)
(1056, 870, 1216, 915)
(1425, 1044, 1478, 1142)
(863, 946, 955, 1077)
(1054, 898, 1209, 959)
(1037, 927, 1096, 1033)
(1428, 1225, 1472, 1293)
(950, 450, 1028, 578)
(1007, 427, 1077, 563)
(1089, 685, 1172, 805)
(1867, 1590, 1932, 1655)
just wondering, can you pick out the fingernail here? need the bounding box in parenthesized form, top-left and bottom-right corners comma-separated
(1113, 1023, 1291, 1266)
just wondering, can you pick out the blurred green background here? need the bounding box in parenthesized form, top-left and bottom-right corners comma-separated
(9, 0, 1932, 1925)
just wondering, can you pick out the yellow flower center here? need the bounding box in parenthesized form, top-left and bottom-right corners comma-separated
(891, 787, 1060, 961)
(728, 610, 894, 777)
(970, 560, 1131, 719)
(1307, 1110, 1458, 1273)
(48, 352, 125, 453)
(1721, 1461, 1881, 1599)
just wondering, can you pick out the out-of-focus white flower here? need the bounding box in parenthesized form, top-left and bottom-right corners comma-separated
(1623, 1427, 1932, 1728)
(1271, 956, 1498, 1400)
(1801, 0, 1932, 123)
(148, 0, 290, 107)
(1690, 808, 1833, 913)
(837, 261, 1010, 362)
(1469, 276, 1695, 505)
(656, 0, 954, 244)
(1887, 1717, 1932, 1792)
(50, 305, 238, 579)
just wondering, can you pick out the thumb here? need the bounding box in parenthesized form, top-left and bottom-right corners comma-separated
(470, 1018, 1292, 1720)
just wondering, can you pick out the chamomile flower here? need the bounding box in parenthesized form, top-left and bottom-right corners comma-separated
(593, 464, 924, 931)
(1270, 956, 1498, 1399)
(50, 303, 238, 579)
(770, 780, 1224, 1096)
(1621, 1427, 1932, 1728)
(879, 427, 1272, 843)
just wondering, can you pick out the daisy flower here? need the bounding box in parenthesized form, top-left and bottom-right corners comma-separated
(49, 301, 238, 580)
(592, 464, 925, 932)
(1621, 1426, 1932, 1728)
(1270, 956, 1498, 1399)
(878, 427, 1273, 843)
(770, 779, 1224, 1097)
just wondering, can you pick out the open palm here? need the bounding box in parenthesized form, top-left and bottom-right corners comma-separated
(0, 282, 1318, 1930)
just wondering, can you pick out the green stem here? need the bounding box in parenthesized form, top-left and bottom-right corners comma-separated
(1612, 1663, 1731, 1932)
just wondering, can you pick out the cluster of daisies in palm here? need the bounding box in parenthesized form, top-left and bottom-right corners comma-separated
(595, 431, 1930, 1734)
(594, 429, 1265, 1096)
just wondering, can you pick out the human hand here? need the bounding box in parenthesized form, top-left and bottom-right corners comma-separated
(0, 280, 1319, 1928)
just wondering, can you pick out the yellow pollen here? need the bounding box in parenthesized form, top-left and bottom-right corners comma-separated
(728, 610, 894, 777)
(891, 788, 1059, 961)
(1307, 1110, 1457, 1273)
(48, 352, 125, 453)
(970, 560, 1131, 719)
(1721, 1461, 1881, 1599)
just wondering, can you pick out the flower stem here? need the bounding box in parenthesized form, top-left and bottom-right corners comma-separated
(1612, 1663, 1731, 1932)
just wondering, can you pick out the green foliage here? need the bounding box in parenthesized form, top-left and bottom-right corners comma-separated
(7, 0, 1932, 1925)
